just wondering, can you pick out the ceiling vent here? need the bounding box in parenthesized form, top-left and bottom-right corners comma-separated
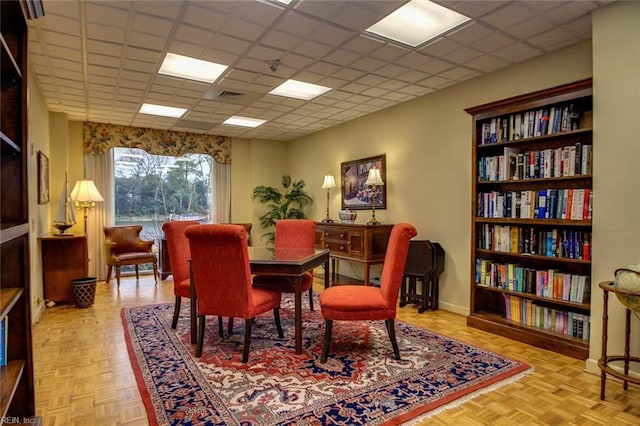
(218, 90, 245, 98)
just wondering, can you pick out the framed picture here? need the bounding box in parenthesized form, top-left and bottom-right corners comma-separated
(341, 154, 386, 210)
(37, 151, 49, 204)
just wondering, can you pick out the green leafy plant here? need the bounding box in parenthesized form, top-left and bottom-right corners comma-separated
(252, 175, 313, 244)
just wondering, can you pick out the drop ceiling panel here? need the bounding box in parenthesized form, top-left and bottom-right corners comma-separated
(28, 0, 608, 141)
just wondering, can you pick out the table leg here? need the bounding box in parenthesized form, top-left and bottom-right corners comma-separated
(324, 260, 330, 289)
(364, 264, 370, 286)
(293, 275, 302, 354)
(600, 288, 609, 400)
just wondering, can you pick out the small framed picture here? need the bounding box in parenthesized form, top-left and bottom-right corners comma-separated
(340, 154, 386, 210)
(38, 151, 49, 204)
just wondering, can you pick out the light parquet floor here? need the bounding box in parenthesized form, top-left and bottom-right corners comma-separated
(32, 275, 640, 425)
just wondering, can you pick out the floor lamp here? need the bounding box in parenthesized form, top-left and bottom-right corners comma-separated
(321, 174, 337, 223)
(365, 168, 384, 226)
(71, 179, 104, 235)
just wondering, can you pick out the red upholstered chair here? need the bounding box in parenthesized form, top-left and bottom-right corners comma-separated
(162, 220, 199, 343)
(319, 223, 417, 363)
(253, 219, 316, 310)
(185, 224, 284, 362)
(104, 225, 158, 287)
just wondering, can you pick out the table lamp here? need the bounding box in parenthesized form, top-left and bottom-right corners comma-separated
(321, 174, 337, 223)
(71, 179, 104, 235)
(365, 168, 384, 225)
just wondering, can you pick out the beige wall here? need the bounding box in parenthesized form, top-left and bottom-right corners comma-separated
(589, 1, 640, 370)
(28, 69, 50, 322)
(289, 40, 592, 315)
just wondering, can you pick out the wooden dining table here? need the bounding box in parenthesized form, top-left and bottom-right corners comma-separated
(248, 246, 330, 354)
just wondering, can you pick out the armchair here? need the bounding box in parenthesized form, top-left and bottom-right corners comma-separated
(104, 225, 158, 287)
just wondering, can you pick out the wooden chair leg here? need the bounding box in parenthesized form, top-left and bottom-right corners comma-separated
(153, 262, 158, 284)
(135, 265, 140, 280)
(171, 296, 181, 329)
(386, 319, 401, 360)
(308, 288, 314, 311)
(242, 319, 252, 363)
(196, 314, 206, 357)
(189, 297, 197, 344)
(228, 317, 234, 335)
(321, 319, 333, 363)
(115, 266, 121, 287)
(106, 266, 112, 284)
(274, 308, 284, 338)
(218, 316, 224, 337)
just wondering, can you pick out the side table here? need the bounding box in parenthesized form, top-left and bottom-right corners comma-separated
(598, 281, 640, 400)
(39, 235, 89, 303)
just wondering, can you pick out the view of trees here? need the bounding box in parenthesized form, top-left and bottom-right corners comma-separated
(114, 148, 212, 221)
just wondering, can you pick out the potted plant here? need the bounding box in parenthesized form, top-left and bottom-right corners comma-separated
(252, 175, 313, 244)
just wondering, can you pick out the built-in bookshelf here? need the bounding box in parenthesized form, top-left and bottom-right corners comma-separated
(465, 79, 593, 360)
(1, 0, 42, 419)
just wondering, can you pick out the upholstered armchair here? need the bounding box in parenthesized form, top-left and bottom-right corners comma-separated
(185, 224, 284, 362)
(104, 225, 158, 287)
(253, 219, 316, 310)
(319, 223, 417, 362)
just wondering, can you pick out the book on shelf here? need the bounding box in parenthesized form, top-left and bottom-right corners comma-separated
(0, 316, 7, 367)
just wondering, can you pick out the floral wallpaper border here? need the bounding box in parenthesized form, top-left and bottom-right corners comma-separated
(83, 122, 231, 164)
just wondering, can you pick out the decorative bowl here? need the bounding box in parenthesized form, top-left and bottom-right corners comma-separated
(338, 209, 357, 223)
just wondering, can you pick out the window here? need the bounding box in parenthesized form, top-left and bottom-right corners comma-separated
(114, 147, 212, 248)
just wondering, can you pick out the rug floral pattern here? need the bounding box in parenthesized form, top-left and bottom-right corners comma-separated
(122, 297, 531, 425)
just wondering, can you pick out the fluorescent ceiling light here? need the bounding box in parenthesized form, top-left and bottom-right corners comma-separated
(365, 0, 470, 47)
(271, 0, 292, 5)
(139, 103, 186, 118)
(159, 53, 227, 84)
(269, 79, 331, 101)
(223, 116, 267, 128)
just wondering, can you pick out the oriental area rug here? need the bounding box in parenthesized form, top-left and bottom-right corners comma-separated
(122, 297, 532, 426)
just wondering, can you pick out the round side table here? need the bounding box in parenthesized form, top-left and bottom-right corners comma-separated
(598, 281, 640, 400)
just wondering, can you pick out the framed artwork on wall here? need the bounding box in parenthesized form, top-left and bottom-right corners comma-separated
(38, 151, 50, 204)
(340, 154, 386, 210)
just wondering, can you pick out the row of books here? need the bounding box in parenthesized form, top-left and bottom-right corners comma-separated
(477, 224, 591, 260)
(480, 103, 583, 145)
(478, 144, 592, 181)
(0, 316, 7, 367)
(477, 188, 593, 221)
(476, 258, 590, 303)
(503, 294, 590, 340)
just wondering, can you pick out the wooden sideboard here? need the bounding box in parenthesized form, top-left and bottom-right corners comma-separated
(315, 222, 393, 285)
(39, 235, 89, 303)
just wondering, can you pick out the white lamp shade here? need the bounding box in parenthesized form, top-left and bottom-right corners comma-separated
(321, 175, 337, 189)
(71, 180, 104, 203)
(365, 168, 384, 186)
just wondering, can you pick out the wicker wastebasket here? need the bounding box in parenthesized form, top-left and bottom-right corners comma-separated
(71, 277, 97, 308)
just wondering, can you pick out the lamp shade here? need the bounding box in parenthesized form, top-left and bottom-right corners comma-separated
(321, 174, 337, 189)
(365, 168, 384, 186)
(71, 179, 104, 205)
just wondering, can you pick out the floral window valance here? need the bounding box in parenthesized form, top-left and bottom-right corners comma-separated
(82, 122, 231, 164)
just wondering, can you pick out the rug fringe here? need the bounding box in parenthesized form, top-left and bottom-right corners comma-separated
(402, 367, 535, 425)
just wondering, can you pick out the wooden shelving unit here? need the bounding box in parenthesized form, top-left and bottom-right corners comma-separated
(465, 79, 593, 360)
(1, 0, 43, 420)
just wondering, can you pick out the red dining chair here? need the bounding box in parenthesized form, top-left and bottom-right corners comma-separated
(185, 224, 284, 362)
(253, 219, 316, 310)
(319, 223, 417, 363)
(161, 220, 199, 343)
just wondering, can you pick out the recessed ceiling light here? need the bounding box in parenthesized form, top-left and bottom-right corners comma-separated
(269, 79, 331, 101)
(158, 52, 228, 84)
(223, 116, 267, 128)
(365, 0, 470, 48)
(139, 103, 187, 118)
